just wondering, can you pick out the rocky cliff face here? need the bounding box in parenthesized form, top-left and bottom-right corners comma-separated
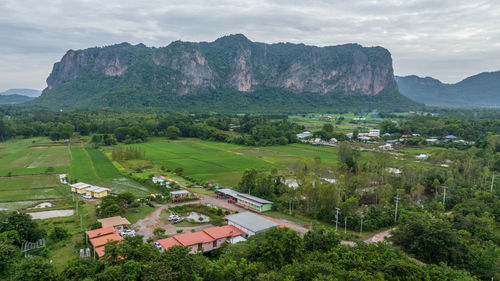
(44, 34, 397, 97)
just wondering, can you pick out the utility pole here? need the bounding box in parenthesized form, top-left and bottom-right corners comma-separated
(360, 215, 364, 237)
(394, 196, 400, 224)
(491, 174, 495, 192)
(80, 214, 83, 231)
(76, 200, 79, 216)
(442, 186, 448, 206)
(344, 216, 347, 234)
(335, 207, 340, 232)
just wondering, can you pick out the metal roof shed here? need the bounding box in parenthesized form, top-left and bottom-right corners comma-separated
(225, 211, 279, 236)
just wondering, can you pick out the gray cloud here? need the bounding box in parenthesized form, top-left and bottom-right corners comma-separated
(0, 0, 499, 90)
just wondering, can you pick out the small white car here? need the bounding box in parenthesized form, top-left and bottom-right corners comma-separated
(154, 242, 163, 250)
(120, 230, 136, 237)
(168, 214, 180, 221)
(82, 195, 92, 199)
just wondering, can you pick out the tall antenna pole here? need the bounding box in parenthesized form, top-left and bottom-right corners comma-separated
(394, 196, 400, 224)
(442, 186, 448, 206)
(335, 207, 340, 232)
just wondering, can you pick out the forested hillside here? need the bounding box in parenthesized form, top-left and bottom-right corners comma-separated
(396, 71, 500, 107)
(32, 35, 420, 112)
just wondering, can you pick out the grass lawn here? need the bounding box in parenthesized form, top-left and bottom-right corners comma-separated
(187, 187, 217, 197)
(124, 205, 156, 224)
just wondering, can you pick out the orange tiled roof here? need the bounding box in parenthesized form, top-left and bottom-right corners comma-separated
(97, 216, 131, 228)
(157, 237, 182, 249)
(85, 226, 116, 239)
(202, 225, 244, 240)
(94, 246, 106, 258)
(173, 231, 214, 246)
(89, 233, 123, 248)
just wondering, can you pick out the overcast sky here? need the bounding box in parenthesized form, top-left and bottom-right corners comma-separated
(1, 0, 499, 91)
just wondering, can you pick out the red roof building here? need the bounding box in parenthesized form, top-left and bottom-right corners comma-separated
(202, 225, 244, 240)
(157, 225, 245, 254)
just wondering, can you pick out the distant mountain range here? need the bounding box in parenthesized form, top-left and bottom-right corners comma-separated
(31, 34, 420, 112)
(0, 89, 41, 104)
(396, 71, 500, 107)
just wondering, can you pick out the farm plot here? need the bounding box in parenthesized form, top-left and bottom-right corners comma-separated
(135, 139, 276, 185)
(129, 139, 342, 186)
(0, 139, 70, 176)
(69, 147, 153, 196)
(0, 175, 65, 202)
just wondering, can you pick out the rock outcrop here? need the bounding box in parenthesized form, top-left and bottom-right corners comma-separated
(44, 34, 397, 96)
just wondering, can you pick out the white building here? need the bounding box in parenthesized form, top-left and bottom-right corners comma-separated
(225, 212, 280, 237)
(368, 129, 380, 138)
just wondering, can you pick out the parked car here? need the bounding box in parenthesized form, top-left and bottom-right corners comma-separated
(120, 230, 136, 237)
(154, 242, 162, 250)
(168, 214, 180, 221)
(172, 217, 184, 224)
(83, 195, 92, 199)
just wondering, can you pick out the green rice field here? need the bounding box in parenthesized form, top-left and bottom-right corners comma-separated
(124, 138, 340, 186)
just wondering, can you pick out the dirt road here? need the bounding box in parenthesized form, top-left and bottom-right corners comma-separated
(364, 228, 395, 243)
(133, 194, 310, 241)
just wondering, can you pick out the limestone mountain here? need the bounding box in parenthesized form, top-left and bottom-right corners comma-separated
(396, 71, 500, 107)
(34, 34, 419, 112)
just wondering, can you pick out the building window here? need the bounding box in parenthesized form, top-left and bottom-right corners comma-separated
(213, 241, 217, 248)
(198, 243, 202, 251)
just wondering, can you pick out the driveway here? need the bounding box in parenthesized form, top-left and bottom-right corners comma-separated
(133, 194, 310, 241)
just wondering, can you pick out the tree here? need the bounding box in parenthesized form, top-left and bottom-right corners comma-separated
(62, 258, 103, 281)
(304, 226, 340, 252)
(153, 227, 166, 237)
(0, 242, 21, 277)
(13, 257, 59, 281)
(49, 226, 69, 242)
(0, 212, 44, 242)
(166, 126, 181, 139)
(255, 227, 304, 269)
(338, 142, 360, 173)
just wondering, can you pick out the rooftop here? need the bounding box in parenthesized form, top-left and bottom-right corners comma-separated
(86, 226, 116, 239)
(217, 188, 240, 197)
(98, 216, 131, 228)
(202, 225, 244, 240)
(70, 182, 90, 188)
(157, 237, 181, 249)
(170, 190, 189, 195)
(89, 233, 123, 248)
(237, 193, 273, 205)
(84, 186, 102, 192)
(173, 231, 214, 246)
(226, 211, 279, 232)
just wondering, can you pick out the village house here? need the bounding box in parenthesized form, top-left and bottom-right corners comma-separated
(157, 225, 245, 254)
(216, 188, 273, 212)
(69, 182, 110, 198)
(70, 182, 91, 193)
(86, 226, 123, 259)
(368, 129, 380, 138)
(97, 216, 131, 232)
(170, 190, 192, 201)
